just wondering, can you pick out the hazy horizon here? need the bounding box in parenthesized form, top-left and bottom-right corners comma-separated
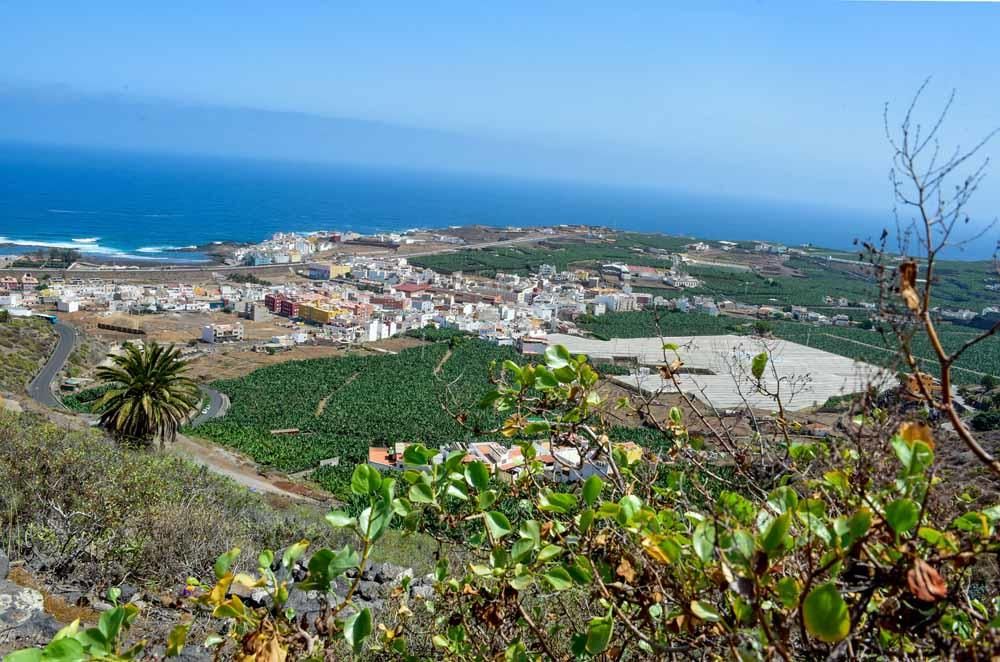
(2, 3, 1000, 254)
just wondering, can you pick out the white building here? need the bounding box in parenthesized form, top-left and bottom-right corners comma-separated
(202, 322, 245, 344)
(56, 299, 79, 313)
(595, 293, 638, 313)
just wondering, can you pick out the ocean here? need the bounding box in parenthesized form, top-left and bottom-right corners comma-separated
(0, 142, 934, 262)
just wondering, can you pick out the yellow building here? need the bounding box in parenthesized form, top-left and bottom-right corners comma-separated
(328, 264, 351, 278)
(307, 263, 352, 280)
(298, 302, 346, 325)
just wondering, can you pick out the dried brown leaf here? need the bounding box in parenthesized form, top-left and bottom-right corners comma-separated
(899, 261, 921, 312)
(907, 559, 947, 602)
(899, 421, 935, 449)
(616, 557, 637, 583)
(658, 359, 683, 379)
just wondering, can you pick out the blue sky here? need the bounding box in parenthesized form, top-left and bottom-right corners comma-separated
(2, 2, 1000, 226)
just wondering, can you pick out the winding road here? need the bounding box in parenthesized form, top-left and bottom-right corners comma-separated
(26, 321, 77, 409)
(25, 320, 321, 502)
(26, 319, 226, 423)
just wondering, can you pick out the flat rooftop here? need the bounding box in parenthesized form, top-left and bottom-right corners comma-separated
(543, 333, 886, 411)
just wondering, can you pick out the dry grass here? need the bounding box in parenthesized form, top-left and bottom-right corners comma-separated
(62, 310, 300, 344)
(0, 318, 56, 393)
(184, 345, 352, 381)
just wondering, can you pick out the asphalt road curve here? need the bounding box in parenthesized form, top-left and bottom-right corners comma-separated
(27, 320, 226, 426)
(26, 321, 77, 409)
(191, 386, 226, 427)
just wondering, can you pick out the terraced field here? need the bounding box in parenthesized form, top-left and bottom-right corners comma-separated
(409, 234, 682, 276)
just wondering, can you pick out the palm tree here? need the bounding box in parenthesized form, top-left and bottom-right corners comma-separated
(94, 341, 201, 448)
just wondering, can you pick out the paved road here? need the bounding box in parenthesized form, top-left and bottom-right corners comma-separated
(23, 322, 322, 501)
(26, 321, 77, 409)
(191, 386, 228, 427)
(27, 320, 229, 424)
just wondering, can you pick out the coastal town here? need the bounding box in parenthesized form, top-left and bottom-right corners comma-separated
(3, 224, 998, 427)
(2, 226, 997, 354)
(5, 4, 1000, 659)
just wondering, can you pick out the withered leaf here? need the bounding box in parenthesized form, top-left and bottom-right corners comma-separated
(616, 557, 637, 583)
(898, 421, 935, 449)
(899, 261, 921, 312)
(907, 558, 947, 602)
(540, 521, 554, 539)
(659, 359, 683, 379)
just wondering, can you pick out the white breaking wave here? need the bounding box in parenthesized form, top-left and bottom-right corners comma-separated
(47, 209, 99, 215)
(135, 245, 197, 253)
(0, 236, 157, 260)
(0, 236, 208, 262)
(0, 236, 115, 253)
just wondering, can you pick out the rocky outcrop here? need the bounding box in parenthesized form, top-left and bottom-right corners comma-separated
(0, 549, 61, 651)
(249, 560, 431, 619)
(0, 578, 61, 651)
(0, 550, 433, 656)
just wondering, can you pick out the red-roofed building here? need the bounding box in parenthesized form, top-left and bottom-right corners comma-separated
(395, 282, 430, 297)
(371, 295, 408, 310)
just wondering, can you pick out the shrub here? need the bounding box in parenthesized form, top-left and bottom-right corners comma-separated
(16, 344, 999, 660)
(972, 409, 1000, 432)
(61, 384, 113, 413)
(0, 412, 337, 586)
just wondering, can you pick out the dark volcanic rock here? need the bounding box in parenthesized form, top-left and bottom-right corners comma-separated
(117, 583, 138, 603)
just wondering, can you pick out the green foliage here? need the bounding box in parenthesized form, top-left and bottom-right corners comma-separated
(403, 326, 472, 342)
(227, 272, 272, 286)
(61, 384, 113, 413)
(197, 339, 654, 496)
(803, 583, 850, 643)
(196, 340, 521, 477)
(6, 590, 143, 661)
(94, 341, 201, 447)
(0, 412, 350, 587)
(579, 310, 743, 338)
(592, 362, 632, 376)
(409, 236, 675, 276)
(351, 346, 999, 658)
(820, 391, 865, 412)
(11, 342, 1000, 659)
(172, 463, 400, 659)
(971, 409, 1000, 431)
